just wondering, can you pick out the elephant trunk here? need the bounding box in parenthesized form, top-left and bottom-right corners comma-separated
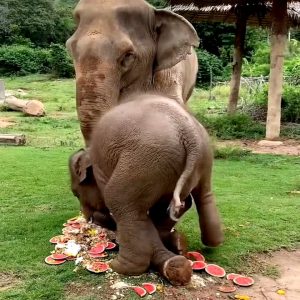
(76, 70, 120, 146)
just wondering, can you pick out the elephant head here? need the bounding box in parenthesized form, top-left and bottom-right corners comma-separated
(69, 149, 116, 230)
(66, 0, 199, 145)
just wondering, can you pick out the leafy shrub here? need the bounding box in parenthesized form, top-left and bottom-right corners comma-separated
(49, 44, 74, 78)
(0, 44, 51, 75)
(196, 49, 227, 87)
(214, 146, 251, 160)
(282, 86, 300, 123)
(247, 84, 300, 123)
(195, 112, 265, 139)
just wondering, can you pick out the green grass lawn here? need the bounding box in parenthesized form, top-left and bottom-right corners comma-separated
(0, 147, 299, 299)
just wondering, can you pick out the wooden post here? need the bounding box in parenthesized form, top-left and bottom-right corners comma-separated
(266, 0, 288, 140)
(227, 9, 247, 114)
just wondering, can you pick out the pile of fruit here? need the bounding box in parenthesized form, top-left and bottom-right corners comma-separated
(45, 215, 117, 273)
(45, 216, 254, 298)
(187, 251, 254, 295)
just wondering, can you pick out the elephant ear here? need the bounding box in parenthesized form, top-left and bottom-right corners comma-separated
(73, 149, 93, 183)
(154, 9, 200, 72)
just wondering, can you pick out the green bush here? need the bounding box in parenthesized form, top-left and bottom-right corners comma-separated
(282, 86, 300, 123)
(196, 49, 227, 87)
(0, 44, 51, 75)
(214, 146, 251, 160)
(49, 44, 74, 78)
(249, 84, 300, 123)
(0, 43, 75, 78)
(195, 112, 265, 139)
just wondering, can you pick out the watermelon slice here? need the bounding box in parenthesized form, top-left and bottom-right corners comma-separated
(45, 256, 66, 265)
(89, 252, 108, 259)
(192, 261, 207, 271)
(218, 285, 237, 293)
(51, 253, 68, 260)
(186, 251, 205, 262)
(88, 245, 105, 255)
(205, 264, 226, 277)
(106, 242, 117, 250)
(233, 276, 254, 287)
(132, 287, 147, 297)
(66, 256, 76, 261)
(49, 235, 66, 244)
(142, 283, 156, 295)
(226, 273, 240, 280)
(94, 242, 108, 248)
(86, 262, 109, 273)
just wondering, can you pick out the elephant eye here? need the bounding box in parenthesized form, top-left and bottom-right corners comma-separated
(120, 51, 136, 71)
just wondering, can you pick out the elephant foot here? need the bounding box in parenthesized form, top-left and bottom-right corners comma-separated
(162, 255, 192, 286)
(201, 236, 223, 248)
(163, 230, 188, 255)
(110, 255, 150, 276)
(201, 225, 224, 248)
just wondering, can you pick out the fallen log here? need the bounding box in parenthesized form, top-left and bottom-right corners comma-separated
(0, 134, 26, 146)
(4, 95, 45, 117)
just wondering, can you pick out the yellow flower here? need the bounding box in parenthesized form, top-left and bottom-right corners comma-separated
(277, 289, 286, 296)
(235, 295, 251, 300)
(88, 229, 98, 236)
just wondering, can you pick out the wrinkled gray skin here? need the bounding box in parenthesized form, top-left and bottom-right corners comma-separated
(66, 0, 199, 145)
(72, 93, 223, 285)
(69, 150, 191, 255)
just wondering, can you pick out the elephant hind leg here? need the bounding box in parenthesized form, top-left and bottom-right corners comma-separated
(192, 174, 224, 247)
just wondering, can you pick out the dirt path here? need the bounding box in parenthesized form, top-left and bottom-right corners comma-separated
(162, 250, 300, 300)
(242, 250, 300, 300)
(217, 140, 300, 156)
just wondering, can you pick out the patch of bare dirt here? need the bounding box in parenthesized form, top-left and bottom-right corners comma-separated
(65, 282, 106, 300)
(243, 250, 300, 300)
(0, 117, 15, 128)
(0, 272, 21, 292)
(217, 139, 300, 156)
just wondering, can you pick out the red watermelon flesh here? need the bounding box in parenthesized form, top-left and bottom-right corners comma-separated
(226, 273, 240, 280)
(233, 276, 254, 287)
(192, 261, 207, 271)
(186, 251, 205, 262)
(49, 235, 67, 244)
(51, 253, 68, 260)
(106, 242, 117, 250)
(94, 242, 108, 248)
(218, 285, 237, 293)
(45, 256, 66, 265)
(88, 245, 105, 255)
(142, 283, 156, 295)
(89, 252, 108, 259)
(133, 287, 147, 297)
(205, 264, 226, 277)
(86, 262, 109, 273)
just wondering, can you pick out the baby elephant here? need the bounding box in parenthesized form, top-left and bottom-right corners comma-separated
(73, 93, 223, 285)
(69, 149, 191, 255)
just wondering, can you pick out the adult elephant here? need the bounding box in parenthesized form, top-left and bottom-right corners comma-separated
(66, 0, 199, 145)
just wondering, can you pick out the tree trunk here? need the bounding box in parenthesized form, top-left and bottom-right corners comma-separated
(266, 0, 288, 140)
(227, 13, 247, 114)
(4, 95, 45, 117)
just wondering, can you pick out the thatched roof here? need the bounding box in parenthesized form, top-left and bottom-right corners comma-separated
(168, 2, 300, 27)
(170, 0, 300, 5)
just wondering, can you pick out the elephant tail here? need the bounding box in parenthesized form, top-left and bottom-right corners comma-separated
(169, 138, 200, 222)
